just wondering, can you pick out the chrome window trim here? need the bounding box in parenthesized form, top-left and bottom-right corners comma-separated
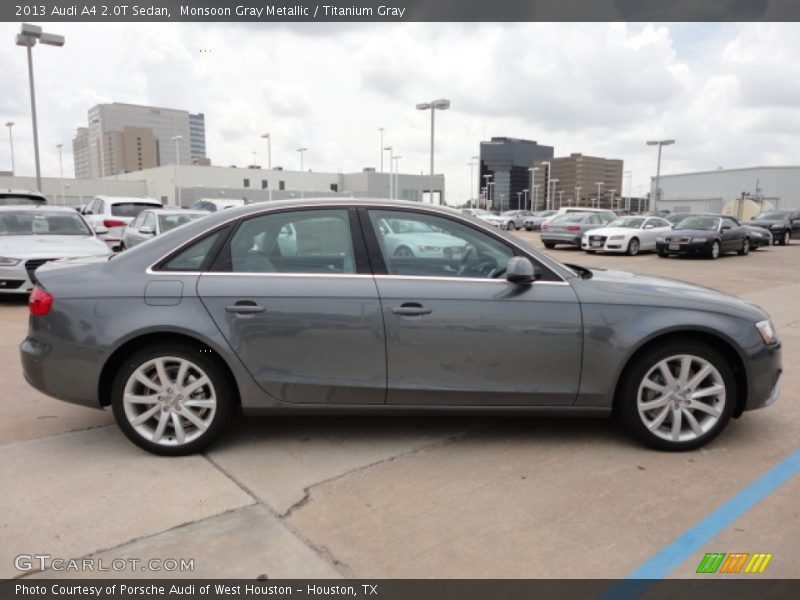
(145, 200, 572, 283)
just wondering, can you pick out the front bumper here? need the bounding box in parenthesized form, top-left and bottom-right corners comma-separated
(581, 238, 626, 252)
(743, 341, 783, 412)
(656, 240, 711, 256)
(0, 264, 33, 294)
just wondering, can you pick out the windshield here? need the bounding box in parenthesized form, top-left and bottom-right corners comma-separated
(158, 213, 206, 233)
(111, 202, 161, 218)
(675, 216, 720, 231)
(0, 195, 47, 206)
(608, 217, 645, 228)
(536, 211, 556, 217)
(554, 213, 589, 224)
(0, 210, 92, 236)
(755, 211, 791, 220)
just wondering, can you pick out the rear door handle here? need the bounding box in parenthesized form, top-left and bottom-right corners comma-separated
(225, 301, 266, 314)
(391, 303, 432, 316)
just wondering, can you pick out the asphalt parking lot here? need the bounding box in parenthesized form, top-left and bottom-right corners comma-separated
(1, 234, 798, 580)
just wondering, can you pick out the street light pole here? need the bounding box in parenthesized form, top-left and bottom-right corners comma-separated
(488, 182, 495, 209)
(5, 122, 15, 174)
(623, 170, 632, 211)
(522, 188, 529, 211)
(528, 167, 538, 211)
(549, 178, 559, 211)
(261, 133, 272, 201)
(56, 143, 64, 204)
(646, 139, 675, 213)
(541, 162, 551, 211)
(575, 186, 582, 206)
(378, 127, 385, 172)
(532, 184, 540, 211)
(393, 155, 402, 199)
(416, 99, 450, 204)
(483, 174, 492, 210)
(595, 181, 604, 208)
(171, 135, 183, 207)
(16, 24, 65, 192)
(384, 146, 393, 200)
(297, 147, 308, 199)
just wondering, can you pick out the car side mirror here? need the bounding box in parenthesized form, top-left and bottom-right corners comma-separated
(139, 225, 155, 235)
(74, 207, 81, 212)
(506, 256, 538, 285)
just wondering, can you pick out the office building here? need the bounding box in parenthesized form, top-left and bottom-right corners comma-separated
(479, 137, 554, 211)
(533, 153, 623, 211)
(72, 103, 207, 179)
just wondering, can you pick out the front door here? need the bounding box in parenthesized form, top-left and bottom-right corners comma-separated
(362, 208, 583, 407)
(197, 208, 386, 405)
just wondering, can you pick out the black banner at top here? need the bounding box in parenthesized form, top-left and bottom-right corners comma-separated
(3, 0, 800, 22)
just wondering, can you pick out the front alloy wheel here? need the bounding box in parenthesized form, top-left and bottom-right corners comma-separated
(738, 238, 750, 256)
(709, 240, 721, 259)
(618, 341, 735, 450)
(112, 344, 235, 455)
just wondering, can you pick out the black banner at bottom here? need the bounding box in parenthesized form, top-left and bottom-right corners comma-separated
(2, 579, 799, 600)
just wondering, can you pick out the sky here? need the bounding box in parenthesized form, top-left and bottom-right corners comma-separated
(1, 21, 799, 205)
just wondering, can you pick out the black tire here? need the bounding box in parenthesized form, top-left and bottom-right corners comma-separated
(617, 340, 736, 451)
(626, 237, 640, 256)
(111, 343, 237, 456)
(525, 226, 533, 231)
(394, 246, 414, 258)
(657, 251, 668, 258)
(543, 241, 556, 249)
(737, 238, 750, 256)
(708, 240, 721, 259)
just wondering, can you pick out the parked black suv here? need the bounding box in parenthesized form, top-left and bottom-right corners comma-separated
(748, 210, 800, 246)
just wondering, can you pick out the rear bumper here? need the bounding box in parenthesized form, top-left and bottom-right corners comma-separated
(20, 335, 104, 409)
(541, 233, 582, 246)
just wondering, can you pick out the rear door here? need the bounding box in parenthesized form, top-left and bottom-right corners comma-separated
(197, 207, 386, 405)
(362, 208, 582, 407)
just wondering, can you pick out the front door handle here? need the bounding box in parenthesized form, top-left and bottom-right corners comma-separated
(391, 303, 432, 316)
(226, 301, 266, 314)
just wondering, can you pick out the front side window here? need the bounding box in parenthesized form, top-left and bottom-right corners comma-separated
(221, 209, 356, 274)
(368, 209, 514, 279)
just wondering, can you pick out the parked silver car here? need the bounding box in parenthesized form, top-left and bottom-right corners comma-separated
(121, 209, 207, 250)
(523, 210, 557, 231)
(21, 199, 781, 455)
(81, 195, 164, 251)
(0, 206, 110, 294)
(541, 212, 614, 249)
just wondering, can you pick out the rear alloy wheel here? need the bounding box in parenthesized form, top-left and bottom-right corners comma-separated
(394, 246, 414, 258)
(111, 344, 235, 455)
(738, 238, 750, 256)
(618, 341, 735, 451)
(783, 231, 791, 246)
(709, 240, 721, 259)
(626, 237, 640, 256)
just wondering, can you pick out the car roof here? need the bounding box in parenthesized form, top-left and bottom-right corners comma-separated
(0, 205, 78, 213)
(151, 209, 208, 216)
(0, 188, 47, 199)
(94, 195, 162, 205)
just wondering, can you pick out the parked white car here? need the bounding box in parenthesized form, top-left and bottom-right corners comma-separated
(541, 206, 617, 228)
(460, 208, 496, 223)
(482, 210, 534, 230)
(191, 198, 247, 212)
(81, 195, 164, 251)
(121, 209, 208, 250)
(0, 206, 110, 294)
(581, 216, 673, 256)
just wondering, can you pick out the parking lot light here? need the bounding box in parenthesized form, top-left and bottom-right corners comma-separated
(647, 139, 675, 212)
(16, 23, 65, 192)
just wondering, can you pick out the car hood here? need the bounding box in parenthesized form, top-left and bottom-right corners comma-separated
(582, 227, 638, 237)
(0, 235, 110, 258)
(749, 219, 786, 227)
(572, 267, 767, 321)
(666, 229, 719, 237)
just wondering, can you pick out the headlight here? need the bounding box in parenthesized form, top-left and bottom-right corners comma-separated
(691, 237, 708, 243)
(756, 320, 777, 345)
(0, 257, 21, 266)
(418, 245, 442, 253)
(609, 235, 625, 240)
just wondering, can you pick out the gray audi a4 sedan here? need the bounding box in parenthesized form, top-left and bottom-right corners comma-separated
(20, 199, 782, 455)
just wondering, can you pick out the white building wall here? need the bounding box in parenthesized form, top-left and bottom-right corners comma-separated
(0, 175, 147, 207)
(652, 166, 800, 210)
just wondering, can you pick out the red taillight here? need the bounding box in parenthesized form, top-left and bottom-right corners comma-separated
(103, 219, 126, 228)
(567, 225, 581, 231)
(29, 287, 53, 316)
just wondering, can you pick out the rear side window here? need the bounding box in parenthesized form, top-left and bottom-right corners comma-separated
(111, 203, 160, 218)
(160, 229, 225, 272)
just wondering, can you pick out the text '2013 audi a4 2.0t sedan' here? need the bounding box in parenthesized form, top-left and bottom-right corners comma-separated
(20, 200, 782, 455)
